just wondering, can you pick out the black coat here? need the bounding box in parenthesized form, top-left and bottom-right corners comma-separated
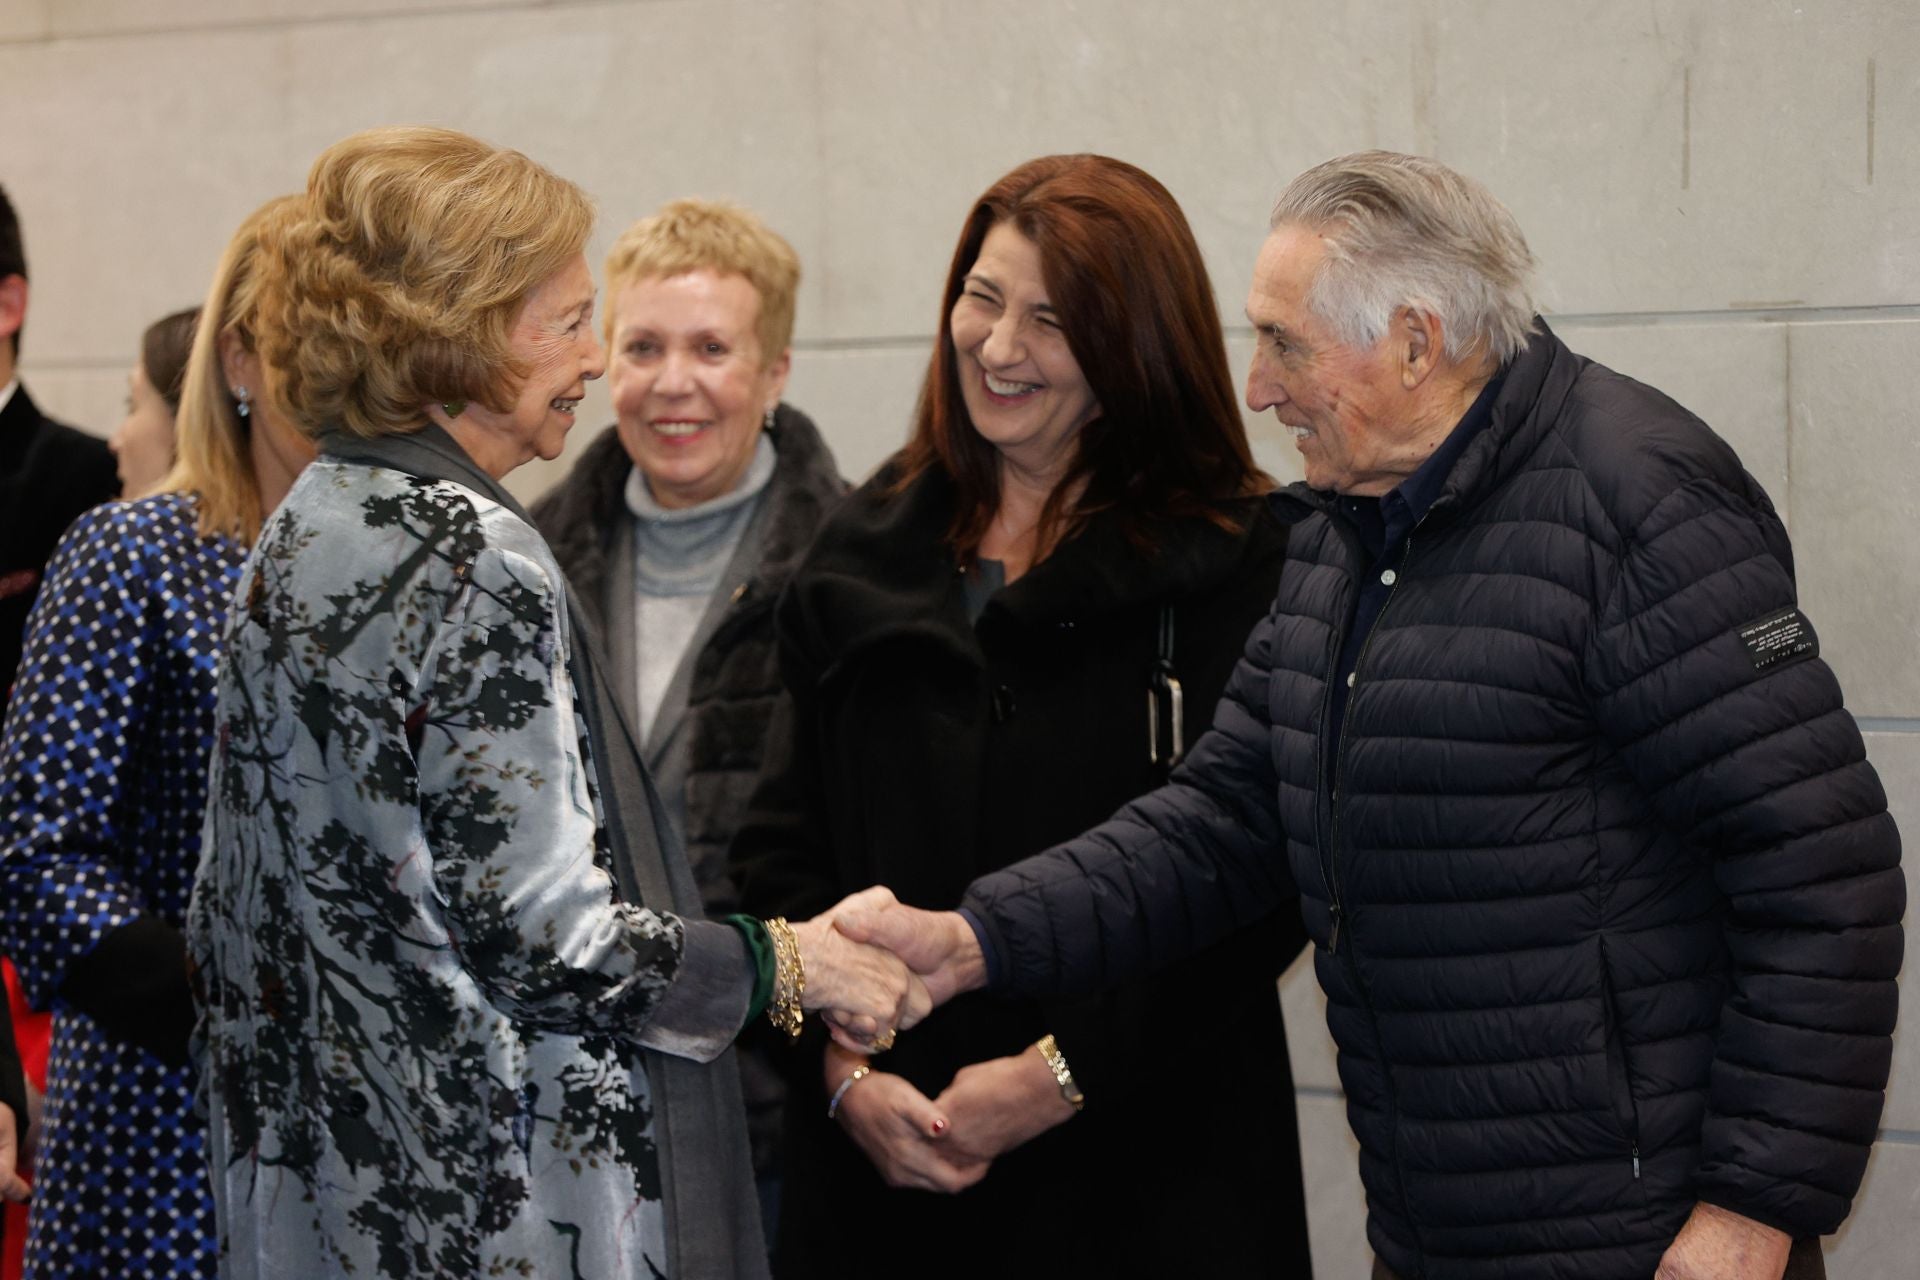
(1, 385, 117, 702)
(531, 404, 846, 1181)
(532, 406, 847, 903)
(963, 321, 1905, 1280)
(732, 463, 1311, 1278)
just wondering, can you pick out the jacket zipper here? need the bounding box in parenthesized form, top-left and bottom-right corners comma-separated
(1311, 515, 1366, 950)
(1312, 637, 1345, 949)
(1326, 529, 1428, 1267)
(1597, 940, 1647, 1181)
(1325, 532, 1417, 954)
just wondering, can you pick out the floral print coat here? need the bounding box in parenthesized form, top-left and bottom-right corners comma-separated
(188, 460, 706, 1279)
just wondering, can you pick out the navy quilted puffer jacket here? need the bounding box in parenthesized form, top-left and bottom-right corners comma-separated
(963, 321, 1904, 1280)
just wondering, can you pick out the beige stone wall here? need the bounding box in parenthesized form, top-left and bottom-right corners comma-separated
(4, 1, 1914, 1273)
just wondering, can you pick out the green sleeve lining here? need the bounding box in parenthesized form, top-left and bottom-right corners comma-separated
(723, 914, 777, 1023)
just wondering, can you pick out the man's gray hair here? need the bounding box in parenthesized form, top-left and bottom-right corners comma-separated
(1270, 151, 1538, 364)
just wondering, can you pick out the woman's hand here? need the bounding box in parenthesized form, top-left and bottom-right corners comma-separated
(0, 1099, 28, 1204)
(823, 1043, 986, 1194)
(932, 1049, 1077, 1164)
(23, 1080, 40, 1162)
(790, 910, 931, 1053)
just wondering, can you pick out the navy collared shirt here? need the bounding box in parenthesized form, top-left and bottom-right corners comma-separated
(1322, 369, 1506, 785)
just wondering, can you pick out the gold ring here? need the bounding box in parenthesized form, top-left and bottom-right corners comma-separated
(872, 1027, 897, 1052)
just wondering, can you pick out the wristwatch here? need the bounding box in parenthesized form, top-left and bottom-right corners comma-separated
(1034, 1033, 1086, 1111)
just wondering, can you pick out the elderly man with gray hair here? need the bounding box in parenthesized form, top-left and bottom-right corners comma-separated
(840, 151, 1903, 1280)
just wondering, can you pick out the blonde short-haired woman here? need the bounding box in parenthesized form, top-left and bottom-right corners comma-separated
(0, 194, 312, 1278)
(184, 128, 918, 1280)
(530, 199, 847, 1231)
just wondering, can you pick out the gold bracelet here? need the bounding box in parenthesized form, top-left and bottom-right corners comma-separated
(764, 916, 805, 1039)
(1034, 1033, 1086, 1111)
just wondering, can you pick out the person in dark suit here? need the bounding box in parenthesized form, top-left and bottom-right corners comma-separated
(0, 183, 116, 1277)
(0, 184, 120, 705)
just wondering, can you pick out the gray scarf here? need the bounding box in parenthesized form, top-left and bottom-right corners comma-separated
(317, 424, 767, 1280)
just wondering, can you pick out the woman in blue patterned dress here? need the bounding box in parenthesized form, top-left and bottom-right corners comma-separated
(0, 195, 313, 1278)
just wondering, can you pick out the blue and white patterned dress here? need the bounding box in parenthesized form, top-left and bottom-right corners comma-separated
(0, 492, 238, 1278)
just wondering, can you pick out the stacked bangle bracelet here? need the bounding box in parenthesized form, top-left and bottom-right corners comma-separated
(764, 916, 804, 1039)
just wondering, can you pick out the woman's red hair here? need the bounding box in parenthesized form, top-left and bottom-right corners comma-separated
(897, 153, 1269, 561)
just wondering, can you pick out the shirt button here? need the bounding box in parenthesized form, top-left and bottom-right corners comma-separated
(1381, 568, 1397, 586)
(1346, 672, 1356, 688)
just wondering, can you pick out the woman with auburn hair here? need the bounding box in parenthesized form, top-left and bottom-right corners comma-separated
(731, 153, 1313, 1276)
(0, 194, 312, 1279)
(184, 127, 920, 1280)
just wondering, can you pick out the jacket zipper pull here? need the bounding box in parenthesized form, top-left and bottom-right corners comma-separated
(1631, 1145, 1641, 1179)
(1328, 902, 1342, 954)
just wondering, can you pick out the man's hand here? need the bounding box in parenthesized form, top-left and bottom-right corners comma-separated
(789, 910, 932, 1054)
(831, 886, 989, 1007)
(1655, 1202, 1793, 1280)
(932, 1048, 1076, 1164)
(823, 1042, 987, 1194)
(0, 1101, 29, 1204)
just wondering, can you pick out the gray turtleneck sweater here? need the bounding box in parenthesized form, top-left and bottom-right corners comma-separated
(624, 435, 777, 743)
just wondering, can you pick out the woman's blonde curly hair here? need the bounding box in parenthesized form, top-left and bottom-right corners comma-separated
(254, 125, 594, 440)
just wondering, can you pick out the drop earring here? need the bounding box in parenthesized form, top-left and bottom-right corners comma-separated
(441, 401, 467, 419)
(763, 404, 777, 431)
(232, 386, 252, 419)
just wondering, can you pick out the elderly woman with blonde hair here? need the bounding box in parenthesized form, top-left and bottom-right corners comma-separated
(531, 199, 845, 1231)
(184, 127, 920, 1280)
(0, 195, 311, 1277)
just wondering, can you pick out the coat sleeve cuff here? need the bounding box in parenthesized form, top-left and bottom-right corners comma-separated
(635, 918, 754, 1063)
(57, 915, 194, 1067)
(1691, 1189, 1822, 1243)
(956, 906, 1005, 992)
(721, 914, 777, 1022)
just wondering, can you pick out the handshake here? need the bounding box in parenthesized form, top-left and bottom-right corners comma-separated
(781, 887, 1074, 1195)
(783, 886, 984, 1054)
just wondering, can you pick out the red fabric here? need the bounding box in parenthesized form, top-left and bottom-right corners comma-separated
(3, 965, 49, 1088)
(3, 960, 48, 1280)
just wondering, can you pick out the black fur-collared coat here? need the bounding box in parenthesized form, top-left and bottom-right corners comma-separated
(733, 461, 1312, 1278)
(531, 403, 846, 1181)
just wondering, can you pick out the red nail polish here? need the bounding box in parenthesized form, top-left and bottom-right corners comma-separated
(931, 1118, 948, 1135)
